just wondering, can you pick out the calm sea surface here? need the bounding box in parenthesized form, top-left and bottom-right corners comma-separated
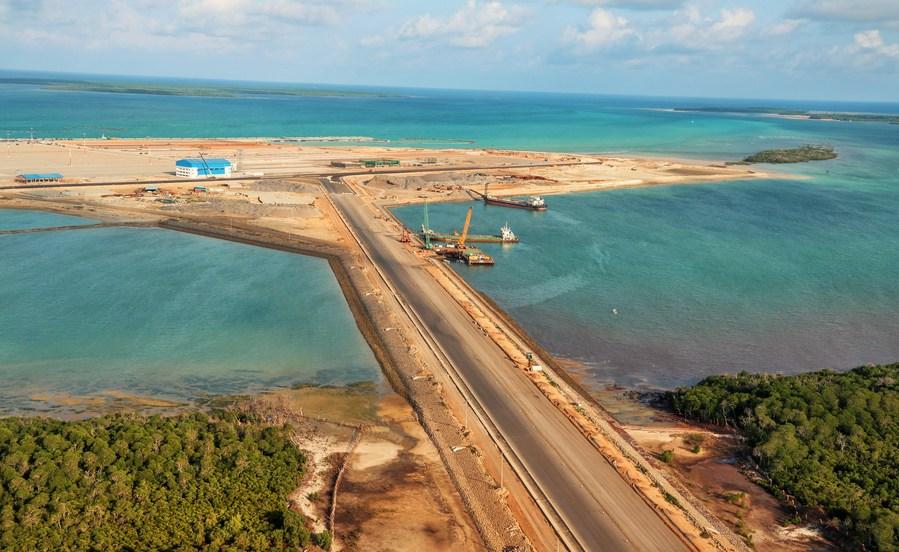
(0, 212, 380, 414)
(3, 71, 899, 391)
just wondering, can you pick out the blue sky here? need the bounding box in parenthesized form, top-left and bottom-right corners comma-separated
(1, 0, 898, 101)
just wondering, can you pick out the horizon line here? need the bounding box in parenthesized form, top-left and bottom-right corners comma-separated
(3, 67, 899, 107)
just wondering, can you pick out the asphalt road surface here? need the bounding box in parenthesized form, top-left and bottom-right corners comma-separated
(331, 192, 690, 552)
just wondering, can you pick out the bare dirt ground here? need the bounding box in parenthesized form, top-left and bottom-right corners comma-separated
(350, 155, 785, 205)
(335, 394, 485, 552)
(621, 414, 834, 552)
(242, 386, 483, 552)
(0, 139, 562, 184)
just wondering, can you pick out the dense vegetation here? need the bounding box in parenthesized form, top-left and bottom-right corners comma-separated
(676, 107, 899, 125)
(743, 144, 837, 164)
(0, 77, 391, 99)
(671, 364, 899, 551)
(0, 413, 328, 551)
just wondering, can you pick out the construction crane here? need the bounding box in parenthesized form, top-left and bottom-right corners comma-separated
(422, 201, 432, 250)
(457, 206, 473, 249)
(198, 152, 214, 179)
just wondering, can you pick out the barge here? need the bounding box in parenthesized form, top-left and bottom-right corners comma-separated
(484, 195, 547, 211)
(478, 183, 547, 211)
(426, 205, 495, 265)
(421, 222, 518, 244)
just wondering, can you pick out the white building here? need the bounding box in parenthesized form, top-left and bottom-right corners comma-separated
(175, 158, 233, 178)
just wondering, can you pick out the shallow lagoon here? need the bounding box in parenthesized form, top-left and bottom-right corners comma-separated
(0, 213, 380, 414)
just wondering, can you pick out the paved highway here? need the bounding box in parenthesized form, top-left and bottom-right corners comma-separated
(331, 192, 690, 552)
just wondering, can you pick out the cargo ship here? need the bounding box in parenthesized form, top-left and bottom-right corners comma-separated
(484, 195, 547, 211)
(478, 183, 547, 211)
(421, 222, 518, 244)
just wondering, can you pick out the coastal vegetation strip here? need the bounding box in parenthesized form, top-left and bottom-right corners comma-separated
(670, 364, 899, 551)
(1, 77, 396, 98)
(0, 412, 332, 551)
(675, 107, 899, 125)
(740, 144, 837, 164)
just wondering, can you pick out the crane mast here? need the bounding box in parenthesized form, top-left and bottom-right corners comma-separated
(458, 207, 473, 248)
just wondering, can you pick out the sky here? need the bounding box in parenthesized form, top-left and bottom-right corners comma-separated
(1, 0, 898, 101)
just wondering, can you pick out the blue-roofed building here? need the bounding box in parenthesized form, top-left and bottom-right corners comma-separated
(15, 172, 63, 183)
(175, 158, 232, 179)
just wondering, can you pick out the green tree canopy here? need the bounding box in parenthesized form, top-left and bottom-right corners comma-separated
(671, 364, 899, 551)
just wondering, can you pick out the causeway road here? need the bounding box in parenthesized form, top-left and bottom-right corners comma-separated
(330, 191, 690, 552)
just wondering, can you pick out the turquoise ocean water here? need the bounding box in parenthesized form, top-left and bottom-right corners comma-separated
(0, 212, 380, 414)
(0, 209, 97, 230)
(2, 71, 898, 391)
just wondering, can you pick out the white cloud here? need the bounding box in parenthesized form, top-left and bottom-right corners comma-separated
(0, 0, 372, 52)
(562, 8, 634, 50)
(663, 7, 755, 51)
(767, 19, 803, 36)
(793, 0, 899, 24)
(710, 8, 755, 39)
(562, 0, 683, 9)
(852, 29, 899, 59)
(397, 1, 525, 49)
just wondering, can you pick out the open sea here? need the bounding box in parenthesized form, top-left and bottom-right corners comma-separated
(2, 71, 898, 394)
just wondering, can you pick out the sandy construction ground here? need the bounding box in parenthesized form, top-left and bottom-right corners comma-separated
(1, 138, 782, 252)
(350, 155, 783, 205)
(0, 139, 569, 184)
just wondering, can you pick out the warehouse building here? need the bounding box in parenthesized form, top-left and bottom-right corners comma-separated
(15, 172, 63, 183)
(175, 158, 232, 178)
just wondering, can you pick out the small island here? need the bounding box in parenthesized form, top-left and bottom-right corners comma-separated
(741, 144, 837, 164)
(674, 107, 899, 125)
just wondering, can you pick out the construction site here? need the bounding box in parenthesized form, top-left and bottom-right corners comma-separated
(0, 137, 787, 552)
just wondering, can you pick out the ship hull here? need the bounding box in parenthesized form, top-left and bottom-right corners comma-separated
(421, 232, 518, 244)
(484, 197, 547, 211)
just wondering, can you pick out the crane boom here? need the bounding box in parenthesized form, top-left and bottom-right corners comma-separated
(423, 201, 432, 249)
(198, 152, 213, 178)
(459, 207, 473, 247)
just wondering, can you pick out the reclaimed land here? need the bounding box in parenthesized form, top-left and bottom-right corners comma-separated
(669, 364, 899, 551)
(0, 412, 332, 551)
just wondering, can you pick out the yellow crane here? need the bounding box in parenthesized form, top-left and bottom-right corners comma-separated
(457, 206, 473, 248)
